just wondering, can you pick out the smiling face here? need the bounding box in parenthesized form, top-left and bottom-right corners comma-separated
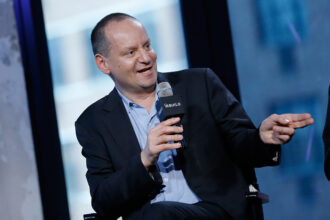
(95, 18, 158, 97)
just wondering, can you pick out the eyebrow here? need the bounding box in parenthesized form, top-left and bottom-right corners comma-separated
(121, 38, 151, 51)
(123, 46, 137, 51)
(143, 39, 151, 45)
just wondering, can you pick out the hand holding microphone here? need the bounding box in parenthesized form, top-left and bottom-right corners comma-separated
(141, 117, 184, 169)
(141, 82, 186, 169)
(157, 82, 186, 146)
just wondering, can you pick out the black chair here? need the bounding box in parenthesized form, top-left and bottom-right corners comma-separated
(83, 185, 268, 220)
(83, 213, 100, 220)
(245, 183, 269, 220)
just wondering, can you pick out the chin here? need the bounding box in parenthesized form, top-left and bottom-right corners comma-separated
(141, 81, 157, 91)
(144, 71, 157, 84)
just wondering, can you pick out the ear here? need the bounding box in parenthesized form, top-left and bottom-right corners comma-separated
(94, 54, 111, 75)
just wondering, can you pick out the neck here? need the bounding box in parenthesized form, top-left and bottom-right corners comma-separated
(118, 87, 156, 113)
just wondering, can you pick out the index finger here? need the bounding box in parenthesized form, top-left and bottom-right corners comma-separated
(282, 113, 314, 129)
(282, 113, 312, 122)
(160, 117, 181, 126)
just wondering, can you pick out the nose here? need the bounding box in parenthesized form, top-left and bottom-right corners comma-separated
(138, 49, 151, 64)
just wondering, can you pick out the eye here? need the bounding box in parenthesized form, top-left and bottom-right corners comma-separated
(145, 43, 151, 50)
(128, 50, 134, 55)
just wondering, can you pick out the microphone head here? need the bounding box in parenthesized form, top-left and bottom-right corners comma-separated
(157, 82, 173, 97)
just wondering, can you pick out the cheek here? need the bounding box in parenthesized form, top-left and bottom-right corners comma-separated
(151, 52, 157, 62)
(117, 59, 134, 70)
(148, 49, 157, 60)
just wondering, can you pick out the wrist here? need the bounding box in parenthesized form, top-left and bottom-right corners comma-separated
(140, 151, 153, 170)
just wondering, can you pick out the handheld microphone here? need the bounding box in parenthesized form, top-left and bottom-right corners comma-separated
(157, 82, 186, 147)
(157, 82, 184, 120)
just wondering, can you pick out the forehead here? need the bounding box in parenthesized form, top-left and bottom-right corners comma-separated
(104, 19, 149, 47)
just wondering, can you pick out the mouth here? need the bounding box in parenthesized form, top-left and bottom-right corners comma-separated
(137, 66, 153, 74)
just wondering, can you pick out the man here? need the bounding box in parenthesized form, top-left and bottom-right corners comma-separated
(75, 13, 314, 220)
(323, 85, 330, 180)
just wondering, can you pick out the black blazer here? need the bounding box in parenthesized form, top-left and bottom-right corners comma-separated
(75, 68, 281, 220)
(323, 85, 330, 180)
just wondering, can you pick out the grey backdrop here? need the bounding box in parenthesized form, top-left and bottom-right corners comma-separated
(0, 0, 43, 219)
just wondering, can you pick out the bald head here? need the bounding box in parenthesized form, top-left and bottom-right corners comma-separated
(91, 13, 137, 56)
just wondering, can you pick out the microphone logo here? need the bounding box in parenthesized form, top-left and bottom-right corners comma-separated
(164, 102, 182, 108)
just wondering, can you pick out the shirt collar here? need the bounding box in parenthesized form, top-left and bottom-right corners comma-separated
(116, 88, 135, 108)
(116, 86, 160, 110)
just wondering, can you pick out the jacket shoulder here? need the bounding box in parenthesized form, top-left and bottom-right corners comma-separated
(160, 67, 210, 76)
(75, 94, 109, 126)
(159, 68, 214, 82)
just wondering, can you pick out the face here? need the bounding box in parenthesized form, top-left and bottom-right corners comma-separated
(95, 18, 158, 96)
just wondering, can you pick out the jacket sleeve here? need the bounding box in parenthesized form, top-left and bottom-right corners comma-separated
(204, 68, 281, 167)
(75, 120, 163, 219)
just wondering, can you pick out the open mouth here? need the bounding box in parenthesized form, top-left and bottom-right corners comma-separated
(137, 66, 152, 74)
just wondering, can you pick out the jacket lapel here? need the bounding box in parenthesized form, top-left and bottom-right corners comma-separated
(102, 89, 141, 157)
